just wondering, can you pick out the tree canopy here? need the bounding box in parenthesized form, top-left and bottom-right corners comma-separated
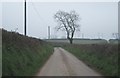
(54, 10, 80, 44)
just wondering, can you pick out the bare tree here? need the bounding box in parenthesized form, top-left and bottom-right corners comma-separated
(54, 10, 80, 44)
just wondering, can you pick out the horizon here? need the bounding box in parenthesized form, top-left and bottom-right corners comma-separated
(1, 28, 119, 41)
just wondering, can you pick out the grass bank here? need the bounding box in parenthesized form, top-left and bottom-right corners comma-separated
(51, 42, 118, 76)
(0, 29, 1, 77)
(2, 29, 54, 76)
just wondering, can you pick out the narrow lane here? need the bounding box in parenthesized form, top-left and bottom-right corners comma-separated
(36, 47, 101, 76)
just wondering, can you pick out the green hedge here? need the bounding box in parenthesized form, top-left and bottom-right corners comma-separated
(2, 29, 53, 76)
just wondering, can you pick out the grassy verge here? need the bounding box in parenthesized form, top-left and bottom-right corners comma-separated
(2, 29, 54, 76)
(0, 29, 2, 77)
(51, 42, 118, 76)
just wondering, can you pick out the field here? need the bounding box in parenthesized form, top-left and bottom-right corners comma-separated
(2, 29, 54, 76)
(44, 39, 118, 44)
(51, 43, 118, 76)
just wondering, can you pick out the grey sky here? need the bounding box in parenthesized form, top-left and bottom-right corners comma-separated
(2, 1, 118, 40)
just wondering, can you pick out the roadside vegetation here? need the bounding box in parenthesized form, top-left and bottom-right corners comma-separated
(51, 42, 118, 76)
(0, 29, 1, 77)
(2, 29, 54, 76)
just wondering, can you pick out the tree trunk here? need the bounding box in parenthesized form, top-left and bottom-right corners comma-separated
(69, 38, 73, 44)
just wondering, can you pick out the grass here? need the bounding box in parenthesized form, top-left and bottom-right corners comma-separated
(51, 42, 118, 76)
(44, 38, 108, 44)
(0, 45, 1, 77)
(2, 29, 54, 76)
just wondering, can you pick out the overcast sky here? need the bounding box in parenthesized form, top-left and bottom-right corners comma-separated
(1, 0, 119, 40)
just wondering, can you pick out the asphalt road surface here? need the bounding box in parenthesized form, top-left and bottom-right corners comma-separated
(36, 47, 102, 76)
